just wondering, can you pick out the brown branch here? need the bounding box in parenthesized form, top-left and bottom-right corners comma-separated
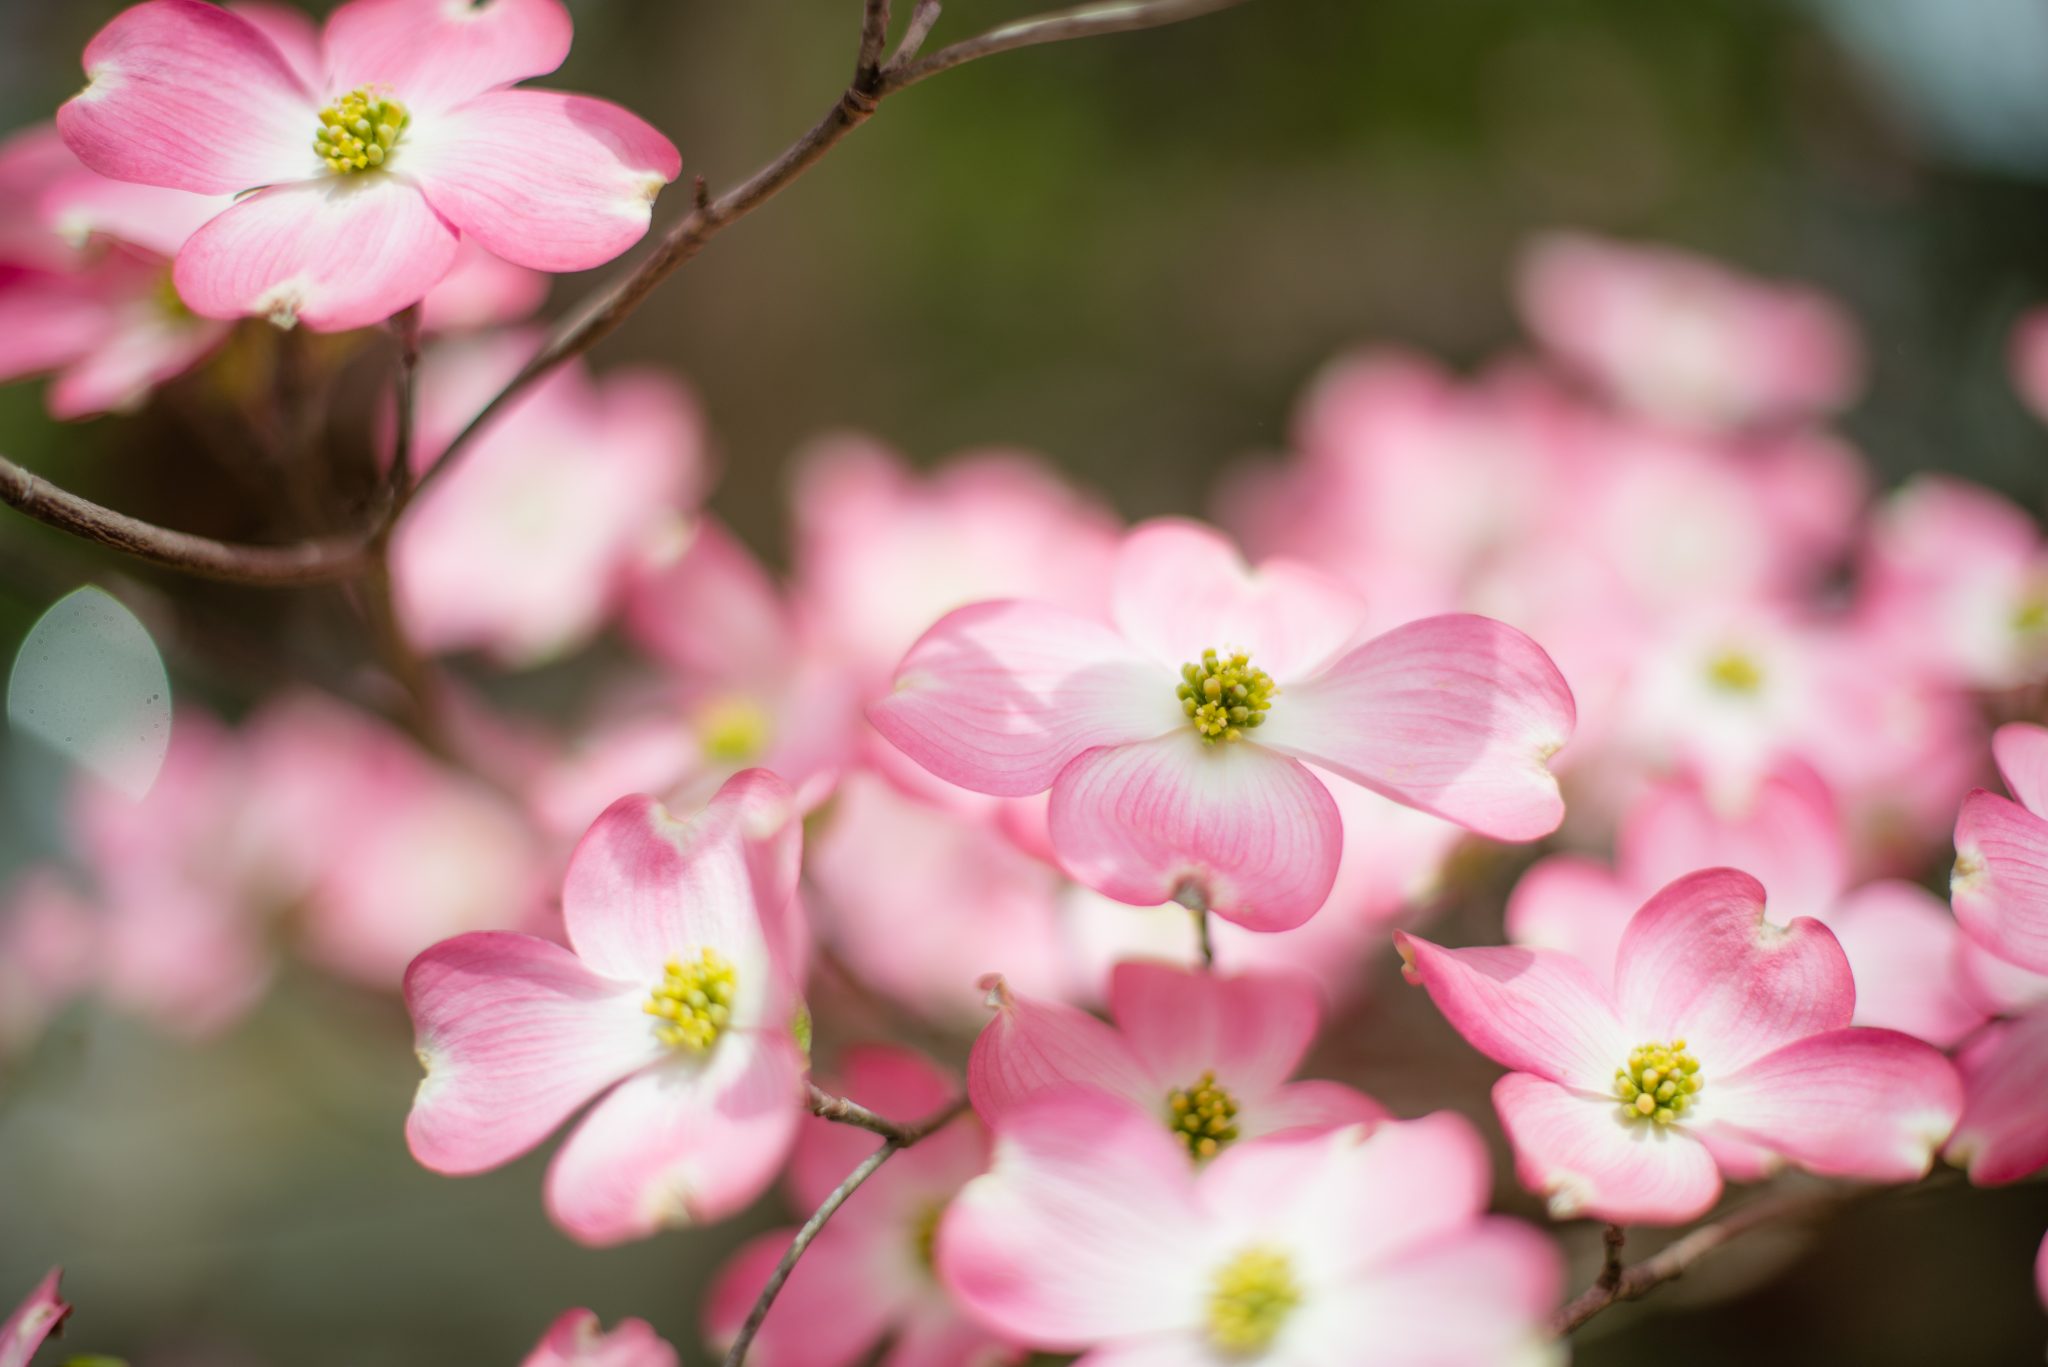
(856, 0, 895, 82)
(892, 0, 945, 65)
(881, 0, 1255, 90)
(1552, 1190, 1838, 1336)
(807, 1082, 968, 1143)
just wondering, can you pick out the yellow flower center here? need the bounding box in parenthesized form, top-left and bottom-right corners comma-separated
(1177, 649, 1275, 744)
(1166, 1069, 1241, 1159)
(314, 88, 409, 174)
(2012, 590, 2048, 637)
(643, 947, 738, 1052)
(698, 696, 773, 764)
(911, 1202, 945, 1271)
(1614, 1037, 1703, 1126)
(1704, 650, 1764, 694)
(1205, 1246, 1301, 1355)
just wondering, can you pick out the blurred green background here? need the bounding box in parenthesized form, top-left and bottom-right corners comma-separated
(3, 0, 2047, 1362)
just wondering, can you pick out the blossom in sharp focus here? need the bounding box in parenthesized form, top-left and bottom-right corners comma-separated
(703, 1046, 1021, 1367)
(0, 1270, 69, 1367)
(869, 518, 1574, 930)
(58, 0, 679, 331)
(967, 963, 1384, 1158)
(1400, 867, 1962, 1224)
(521, 1309, 678, 1367)
(404, 772, 807, 1245)
(938, 1090, 1562, 1365)
(1515, 231, 1863, 431)
(1953, 722, 2048, 975)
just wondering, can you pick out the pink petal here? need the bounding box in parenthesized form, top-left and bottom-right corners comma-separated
(58, 0, 316, 194)
(1394, 933, 1630, 1089)
(324, 0, 574, 113)
(1994, 722, 2048, 815)
(883, 1306, 1015, 1367)
(1259, 614, 1574, 842)
(1947, 1010, 2048, 1185)
(408, 89, 678, 272)
(0, 1268, 70, 1367)
(38, 173, 235, 259)
(1493, 1072, 1723, 1224)
(1048, 733, 1342, 931)
(521, 1308, 679, 1367)
(1825, 881, 1988, 1047)
(702, 1227, 901, 1367)
(967, 978, 1153, 1125)
(0, 273, 111, 383)
(173, 177, 459, 331)
(1620, 763, 1849, 924)
(545, 1037, 805, 1245)
(1109, 519, 1368, 680)
(936, 1090, 1211, 1348)
(49, 310, 230, 421)
(2037, 1230, 2048, 1310)
(1615, 868, 1855, 1074)
(416, 237, 549, 332)
(403, 931, 658, 1175)
(1249, 1079, 1389, 1140)
(1710, 1028, 1962, 1182)
(1108, 961, 1319, 1104)
(870, 600, 1173, 799)
(1503, 854, 1638, 986)
(560, 773, 802, 988)
(1953, 789, 2048, 974)
(1313, 1219, 1562, 1367)
(227, 3, 325, 91)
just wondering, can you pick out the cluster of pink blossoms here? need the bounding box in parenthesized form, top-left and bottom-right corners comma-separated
(4, 3, 2048, 1363)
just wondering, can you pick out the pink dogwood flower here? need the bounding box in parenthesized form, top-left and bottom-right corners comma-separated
(59, 0, 679, 331)
(1947, 1005, 2048, 1186)
(870, 518, 1574, 930)
(704, 1046, 1020, 1367)
(938, 1090, 1561, 1364)
(0, 1270, 69, 1367)
(1954, 722, 2048, 974)
(2012, 307, 2048, 428)
(522, 1309, 677, 1367)
(968, 963, 1384, 1156)
(404, 772, 807, 1245)
(1400, 868, 1962, 1224)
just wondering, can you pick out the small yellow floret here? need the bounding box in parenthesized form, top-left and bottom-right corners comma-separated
(1165, 1069, 1241, 1160)
(1176, 649, 1276, 744)
(644, 947, 738, 1052)
(1614, 1037, 1704, 1127)
(1205, 1246, 1301, 1354)
(314, 88, 409, 174)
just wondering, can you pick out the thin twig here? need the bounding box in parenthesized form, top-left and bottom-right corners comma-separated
(384, 305, 424, 504)
(891, 0, 945, 65)
(1552, 1190, 1837, 1336)
(856, 0, 894, 81)
(881, 0, 1253, 89)
(807, 1082, 968, 1143)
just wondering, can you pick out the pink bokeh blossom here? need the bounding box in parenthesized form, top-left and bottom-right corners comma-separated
(521, 1309, 677, 1367)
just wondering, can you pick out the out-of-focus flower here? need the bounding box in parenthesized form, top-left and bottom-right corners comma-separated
(939, 1092, 1561, 1364)
(1947, 1006, 2048, 1185)
(1515, 231, 1862, 431)
(871, 518, 1574, 931)
(1400, 868, 1962, 1224)
(0, 870, 98, 1056)
(418, 237, 546, 334)
(1510, 766, 1985, 1045)
(968, 964, 1384, 1155)
(2037, 1231, 2048, 1310)
(1954, 722, 2048, 974)
(59, 0, 679, 330)
(0, 1269, 69, 1367)
(393, 331, 708, 667)
(703, 1046, 1018, 1367)
(521, 1309, 677, 1367)
(404, 775, 807, 1245)
(2011, 308, 2048, 428)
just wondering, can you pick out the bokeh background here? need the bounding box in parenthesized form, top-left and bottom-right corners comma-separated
(3, 0, 2047, 1363)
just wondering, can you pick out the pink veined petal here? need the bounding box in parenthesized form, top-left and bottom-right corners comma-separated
(58, 0, 316, 195)
(38, 173, 235, 259)
(936, 1089, 1213, 1349)
(324, 0, 574, 113)
(1503, 854, 1638, 987)
(1620, 763, 1849, 924)
(791, 1043, 964, 1211)
(49, 311, 230, 421)
(1493, 1072, 1723, 1224)
(702, 1227, 902, 1367)
(870, 600, 1175, 799)
(1394, 933, 1630, 1090)
(882, 1303, 1014, 1367)
(227, 2, 324, 92)
(1708, 1028, 1962, 1183)
(1947, 1010, 2048, 1185)
(545, 1036, 805, 1245)
(403, 931, 659, 1175)
(1108, 961, 1321, 1105)
(560, 773, 801, 988)
(1048, 733, 1343, 932)
(1994, 722, 2048, 816)
(1108, 518, 1369, 679)
(522, 1308, 680, 1367)
(0, 275, 110, 383)
(1615, 868, 1855, 1075)
(406, 90, 678, 272)
(1246, 1079, 1389, 1142)
(173, 176, 460, 331)
(1824, 881, 1988, 1048)
(1306, 1218, 1562, 1367)
(1953, 789, 2048, 975)
(0, 1268, 70, 1367)
(1258, 614, 1575, 842)
(967, 978, 1153, 1125)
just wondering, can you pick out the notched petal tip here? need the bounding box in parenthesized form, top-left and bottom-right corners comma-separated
(977, 972, 1013, 1012)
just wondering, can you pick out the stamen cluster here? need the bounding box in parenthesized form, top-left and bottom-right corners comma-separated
(1165, 1069, 1241, 1158)
(1176, 649, 1275, 743)
(314, 88, 408, 174)
(1614, 1038, 1702, 1126)
(1704, 650, 1763, 694)
(1205, 1246, 1301, 1354)
(644, 947, 738, 1052)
